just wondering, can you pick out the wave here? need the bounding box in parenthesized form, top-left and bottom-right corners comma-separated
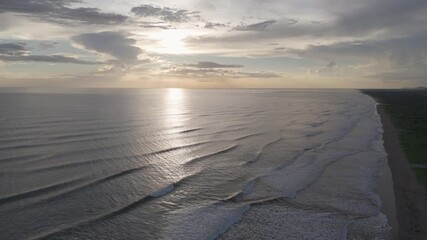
(0, 122, 207, 151)
(305, 130, 323, 137)
(241, 150, 366, 203)
(163, 203, 251, 240)
(273, 143, 322, 171)
(149, 184, 174, 197)
(0, 120, 129, 141)
(29, 172, 201, 240)
(233, 132, 264, 141)
(184, 144, 239, 166)
(24, 141, 212, 173)
(243, 110, 266, 117)
(188, 127, 246, 138)
(0, 135, 114, 151)
(14, 166, 148, 208)
(178, 128, 204, 134)
(162, 127, 205, 135)
(309, 120, 327, 127)
(0, 153, 48, 165)
(310, 119, 361, 152)
(223, 178, 257, 202)
(0, 123, 170, 150)
(244, 137, 283, 164)
(0, 176, 88, 206)
(29, 183, 174, 240)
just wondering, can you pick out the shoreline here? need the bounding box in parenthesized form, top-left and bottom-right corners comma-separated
(373, 102, 427, 239)
(376, 131, 399, 239)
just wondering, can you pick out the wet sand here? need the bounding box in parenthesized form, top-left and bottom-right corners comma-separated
(375, 103, 427, 239)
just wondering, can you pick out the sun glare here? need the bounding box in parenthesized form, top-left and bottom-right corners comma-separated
(167, 88, 183, 101)
(153, 29, 192, 54)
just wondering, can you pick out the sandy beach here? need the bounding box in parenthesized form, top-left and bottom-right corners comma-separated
(375, 103, 427, 239)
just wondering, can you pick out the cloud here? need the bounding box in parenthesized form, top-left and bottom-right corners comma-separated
(287, 19, 298, 25)
(0, 54, 101, 65)
(289, 33, 427, 81)
(97, 60, 129, 72)
(184, 61, 243, 68)
(187, 0, 427, 51)
(0, 0, 128, 25)
(308, 61, 338, 76)
(288, 33, 427, 63)
(131, 4, 199, 23)
(0, 42, 100, 64)
(71, 31, 142, 62)
(204, 22, 227, 29)
(236, 71, 280, 78)
(332, 0, 427, 36)
(233, 20, 277, 31)
(367, 67, 427, 83)
(138, 22, 173, 30)
(162, 63, 279, 80)
(0, 42, 28, 55)
(39, 41, 59, 49)
(1, 0, 426, 88)
(0, 13, 13, 30)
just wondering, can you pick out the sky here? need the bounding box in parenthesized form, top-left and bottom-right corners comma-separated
(0, 0, 426, 88)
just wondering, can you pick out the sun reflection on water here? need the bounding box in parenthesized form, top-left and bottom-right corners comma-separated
(167, 88, 183, 102)
(164, 88, 185, 126)
(162, 88, 192, 173)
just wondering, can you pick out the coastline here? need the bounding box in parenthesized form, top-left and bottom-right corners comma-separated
(374, 102, 427, 239)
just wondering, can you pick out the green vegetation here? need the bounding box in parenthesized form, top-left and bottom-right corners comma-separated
(414, 168, 427, 187)
(362, 89, 427, 188)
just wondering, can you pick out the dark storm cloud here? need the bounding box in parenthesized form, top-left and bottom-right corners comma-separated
(233, 20, 276, 31)
(0, 0, 128, 25)
(71, 31, 142, 62)
(184, 61, 243, 68)
(131, 4, 199, 23)
(0, 42, 100, 64)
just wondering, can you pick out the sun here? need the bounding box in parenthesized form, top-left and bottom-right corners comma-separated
(153, 29, 192, 54)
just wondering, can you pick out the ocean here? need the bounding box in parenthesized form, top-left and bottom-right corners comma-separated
(0, 89, 390, 239)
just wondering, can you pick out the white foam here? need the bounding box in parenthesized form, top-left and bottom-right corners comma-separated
(163, 203, 250, 240)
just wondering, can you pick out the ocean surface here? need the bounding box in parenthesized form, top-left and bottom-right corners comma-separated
(0, 89, 391, 239)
